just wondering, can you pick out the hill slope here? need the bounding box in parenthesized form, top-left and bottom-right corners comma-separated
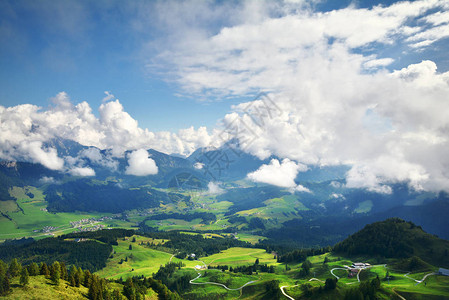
(333, 218, 449, 268)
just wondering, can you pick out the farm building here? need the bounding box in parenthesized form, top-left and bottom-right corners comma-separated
(439, 268, 449, 276)
(351, 263, 367, 268)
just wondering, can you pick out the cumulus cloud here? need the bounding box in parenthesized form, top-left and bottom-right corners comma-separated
(207, 181, 224, 194)
(69, 167, 96, 177)
(0, 91, 218, 170)
(79, 148, 118, 171)
(291, 184, 311, 193)
(247, 158, 307, 188)
(125, 149, 158, 176)
(39, 176, 59, 184)
(194, 162, 204, 169)
(21, 141, 65, 170)
(152, 0, 449, 193)
(2, 0, 449, 195)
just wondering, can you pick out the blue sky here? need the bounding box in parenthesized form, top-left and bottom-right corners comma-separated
(0, 0, 247, 131)
(1, 0, 448, 131)
(1, 0, 449, 192)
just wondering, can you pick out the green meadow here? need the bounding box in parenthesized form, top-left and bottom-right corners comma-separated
(200, 247, 279, 267)
(0, 187, 111, 240)
(95, 235, 198, 280)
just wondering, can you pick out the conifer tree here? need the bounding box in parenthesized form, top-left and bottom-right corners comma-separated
(0, 275, 10, 296)
(77, 267, 84, 287)
(51, 261, 61, 285)
(0, 260, 11, 296)
(40, 262, 50, 276)
(123, 277, 136, 300)
(84, 270, 92, 287)
(113, 289, 123, 300)
(70, 273, 76, 287)
(88, 275, 103, 300)
(60, 262, 68, 280)
(28, 262, 40, 276)
(8, 258, 21, 277)
(20, 268, 29, 287)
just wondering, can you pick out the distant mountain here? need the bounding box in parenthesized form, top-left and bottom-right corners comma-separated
(188, 145, 267, 181)
(296, 165, 350, 182)
(367, 194, 449, 240)
(333, 218, 449, 268)
(45, 179, 191, 213)
(43, 137, 87, 158)
(0, 161, 62, 201)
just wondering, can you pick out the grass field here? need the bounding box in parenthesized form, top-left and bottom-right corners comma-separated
(1, 274, 159, 300)
(95, 235, 198, 280)
(0, 187, 100, 240)
(201, 247, 279, 267)
(0, 275, 89, 300)
(0, 186, 140, 241)
(354, 200, 373, 213)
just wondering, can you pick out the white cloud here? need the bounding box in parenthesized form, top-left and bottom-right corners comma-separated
(291, 184, 311, 193)
(151, 1, 449, 193)
(69, 167, 95, 177)
(39, 176, 58, 184)
(79, 148, 118, 171)
(331, 193, 344, 199)
(330, 181, 342, 188)
(406, 23, 449, 48)
(0, 92, 219, 168)
(21, 141, 64, 170)
(424, 10, 449, 25)
(125, 149, 158, 176)
(363, 58, 394, 69)
(2, 0, 449, 195)
(194, 162, 204, 169)
(207, 181, 224, 194)
(247, 158, 307, 188)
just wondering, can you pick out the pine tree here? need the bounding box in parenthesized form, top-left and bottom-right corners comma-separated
(28, 262, 40, 276)
(84, 270, 92, 287)
(51, 261, 61, 285)
(88, 275, 103, 300)
(70, 273, 76, 287)
(60, 262, 68, 280)
(76, 267, 84, 287)
(69, 265, 77, 278)
(113, 289, 123, 300)
(123, 277, 136, 300)
(8, 258, 21, 277)
(1, 275, 10, 296)
(0, 260, 11, 296)
(40, 262, 50, 276)
(20, 268, 29, 287)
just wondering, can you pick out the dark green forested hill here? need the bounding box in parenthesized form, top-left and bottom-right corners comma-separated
(44, 179, 190, 213)
(333, 218, 449, 268)
(0, 229, 135, 272)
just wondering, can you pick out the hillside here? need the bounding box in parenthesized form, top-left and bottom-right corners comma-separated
(333, 218, 449, 268)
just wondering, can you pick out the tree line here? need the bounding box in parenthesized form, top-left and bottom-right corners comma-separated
(0, 229, 134, 272)
(0, 257, 181, 300)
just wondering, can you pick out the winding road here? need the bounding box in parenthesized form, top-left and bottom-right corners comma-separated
(189, 271, 259, 291)
(330, 267, 347, 280)
(188, 259, 259, 291)
(404, 272, 437, 285)
(280, 284, 300, 300)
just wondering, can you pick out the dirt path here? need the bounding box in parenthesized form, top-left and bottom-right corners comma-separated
(189, 271, 259, 291)
(392, 288, 407, 300)
(280, 284, 300, 300)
